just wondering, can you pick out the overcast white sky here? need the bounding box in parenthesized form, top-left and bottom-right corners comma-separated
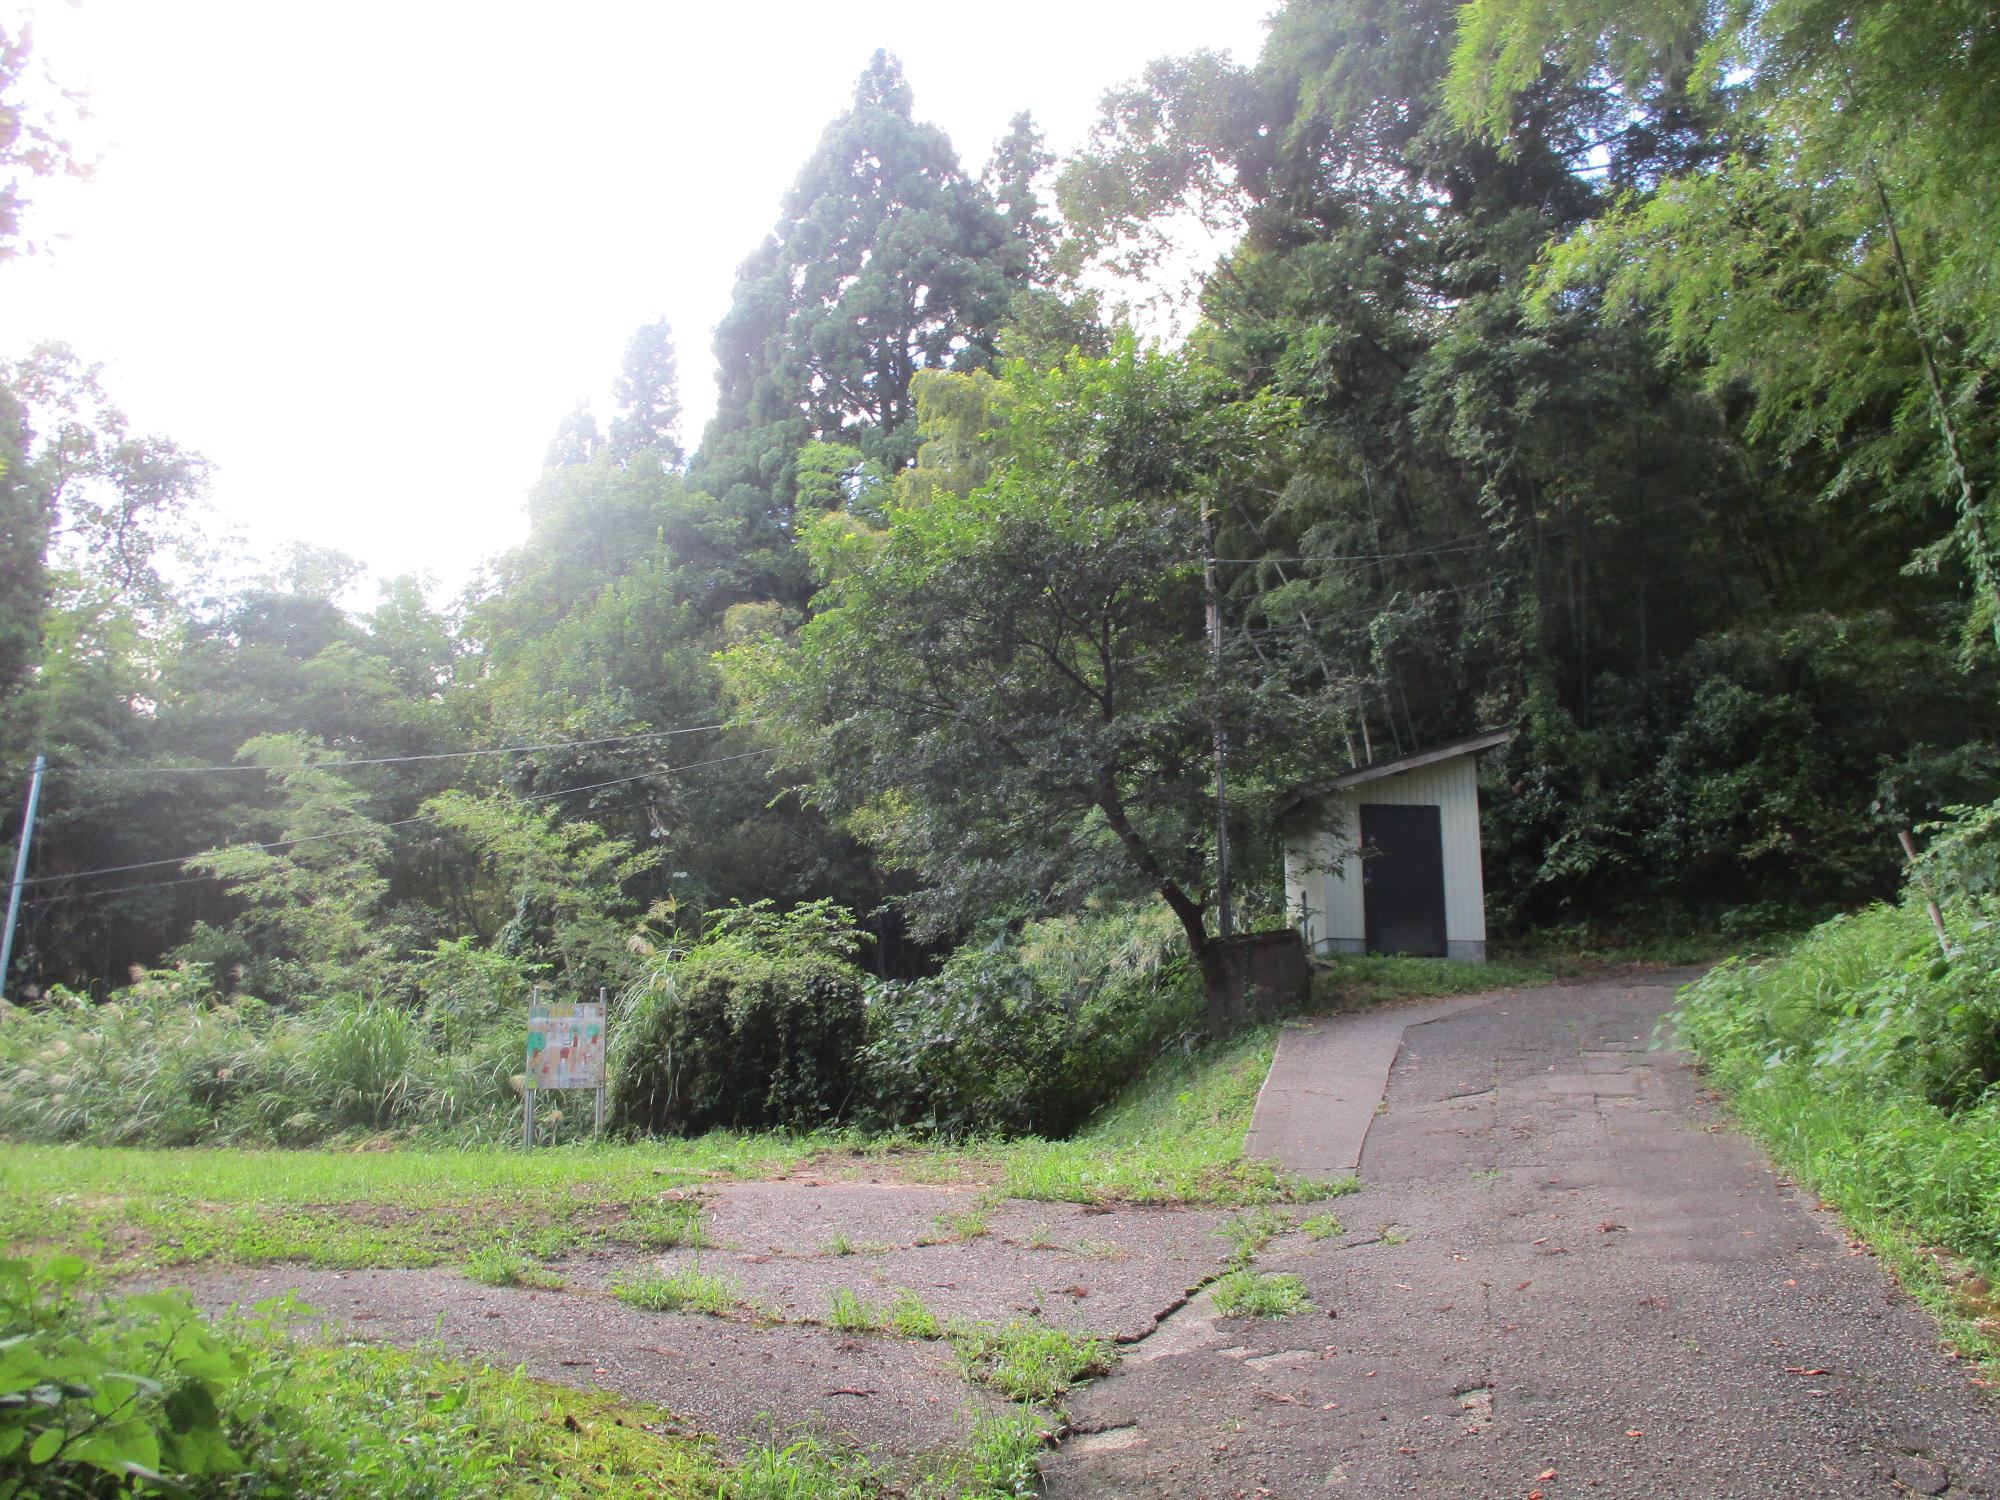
(1, 1, 1273, 601)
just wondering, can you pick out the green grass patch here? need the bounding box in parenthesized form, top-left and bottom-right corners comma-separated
(1308, 954, 1554, 1015)
(463, 1242, 564, 1290)
(1210, 1269, 1313, 1318)
(888, 1289, 944, 1341)
(946, 1319, 1114, 1405)
(722, 1411, 1045, 1500)
(1299, 1211, 1343, 1241)
(826, 1286, 883, 1331)
(1, 1255, 719, 1497)
(982, 1027, 1326, 1206)
(1673, 897, 2000, 1368)
(0, 1137, 803, 1271)
(610, 1261, 740, 1317)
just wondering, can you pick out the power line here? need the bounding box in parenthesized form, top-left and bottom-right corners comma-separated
(57, 717, 755, 778)
(19, 746, 779, 901)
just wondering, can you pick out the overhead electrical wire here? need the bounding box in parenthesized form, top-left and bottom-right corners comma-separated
(56, 717, 757, 778)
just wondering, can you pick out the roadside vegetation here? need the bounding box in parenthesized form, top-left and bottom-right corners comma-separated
(1, 1254, 723, 1498)
(1672, 804, 2000, 1364)
(0, 985, 1352, 1275)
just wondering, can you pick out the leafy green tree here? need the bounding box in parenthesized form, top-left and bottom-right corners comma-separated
(725, 343, 1309, 984)
(984, 110, 1058, 281)
(543, 402, 601, 469)
(1447, 0, 2000, 646)
(182, 734, 395, 995)
(694, 50, 1021, 551)
(606, 317, 683, 466)
(421, 788, 659, 991)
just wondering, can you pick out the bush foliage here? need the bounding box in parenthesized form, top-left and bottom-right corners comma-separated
(858, 905, 1200, 1137)
(609, 899, 869, 1134)
(1672, 797, 2000, 1279)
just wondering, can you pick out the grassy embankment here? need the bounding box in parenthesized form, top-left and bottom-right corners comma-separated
(1671, 899, 2000, 1371)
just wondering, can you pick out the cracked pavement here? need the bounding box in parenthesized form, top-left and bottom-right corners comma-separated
(1042, 972, 1999, 1498)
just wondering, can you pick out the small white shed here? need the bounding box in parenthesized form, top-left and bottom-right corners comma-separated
(1280, 729, 1513, 963)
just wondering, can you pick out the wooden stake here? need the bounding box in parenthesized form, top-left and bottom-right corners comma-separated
(1897, 829, 1953, 958)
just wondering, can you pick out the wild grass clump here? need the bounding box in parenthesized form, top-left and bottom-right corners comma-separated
(1210, 1268, 1313, 1318)
(723, 1411, 1044, 1500)
(947, 1320, 1113, 1404)
(0, 962, 546, 1148)
(610, 1260, 740, 1316)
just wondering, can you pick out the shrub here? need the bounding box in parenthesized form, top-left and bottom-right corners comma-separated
(609, 900, 868, 1134)
(857, 905, 1200, 1138)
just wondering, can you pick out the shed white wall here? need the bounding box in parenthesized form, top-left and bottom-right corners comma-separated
(1283, 755, 1490, 962)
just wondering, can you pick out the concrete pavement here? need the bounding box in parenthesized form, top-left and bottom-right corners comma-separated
(1046, 972, 1998, 1498)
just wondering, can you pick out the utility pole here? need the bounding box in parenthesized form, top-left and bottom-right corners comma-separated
(1202, 500, 1233, 939)
(0, 755, 46, 1002)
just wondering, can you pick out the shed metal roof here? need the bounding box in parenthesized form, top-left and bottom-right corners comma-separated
(1277, 728, 1515, 819)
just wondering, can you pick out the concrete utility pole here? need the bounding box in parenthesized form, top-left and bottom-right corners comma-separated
(0, 755, 46, 1002)
(1202, 501, 1233, 939)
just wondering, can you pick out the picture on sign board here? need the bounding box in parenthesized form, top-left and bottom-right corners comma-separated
(527, 999, 605, 1091)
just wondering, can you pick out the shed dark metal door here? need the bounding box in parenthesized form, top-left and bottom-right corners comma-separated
(1360, 803, 1447, 957)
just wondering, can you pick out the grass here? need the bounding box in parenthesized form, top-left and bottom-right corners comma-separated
(290, 1344, 722, 1496)
(826, 1286, 881, 1331)
(815, 1286, 1106, 1407)
(929, 1203, 993, 1241)
(1217, 1205, 1291, 1268)
(5, 1257, 722, 1497)
(0, 1136, 797, 1271)
(964, 1026, 1331, 1206)
(463, 1242, 564, 1289)
(722, 1412, 1046, 1500)
(1672, 897, 2000, 1370)
(610, 1261, 740, 1317)
(1306, 953, 1554, 1015)
(0, 1025, 1307, 1275)
(946, 1319, 1114, 1404)
(2, 949, 1511, 1280)
(1210, 1268, 1313, 1318)
(888, 1289, 944, 1340)
(1299, 1211, 1343, 1240)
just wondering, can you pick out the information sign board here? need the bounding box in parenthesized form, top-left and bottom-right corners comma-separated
(527, 998, 605, 1091)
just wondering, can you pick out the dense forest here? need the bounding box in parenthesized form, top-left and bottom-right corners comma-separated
(0, 0, 1994, 1030)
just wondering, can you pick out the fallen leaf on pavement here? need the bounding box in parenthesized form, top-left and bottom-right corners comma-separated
(1784, 1367, 1829, 1376)
(1538, 1469, 1557, 1480)
(1625, 1429, 1643, 1438)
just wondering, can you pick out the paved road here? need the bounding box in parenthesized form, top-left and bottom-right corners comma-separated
(1045, 972, 1998, 1499)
